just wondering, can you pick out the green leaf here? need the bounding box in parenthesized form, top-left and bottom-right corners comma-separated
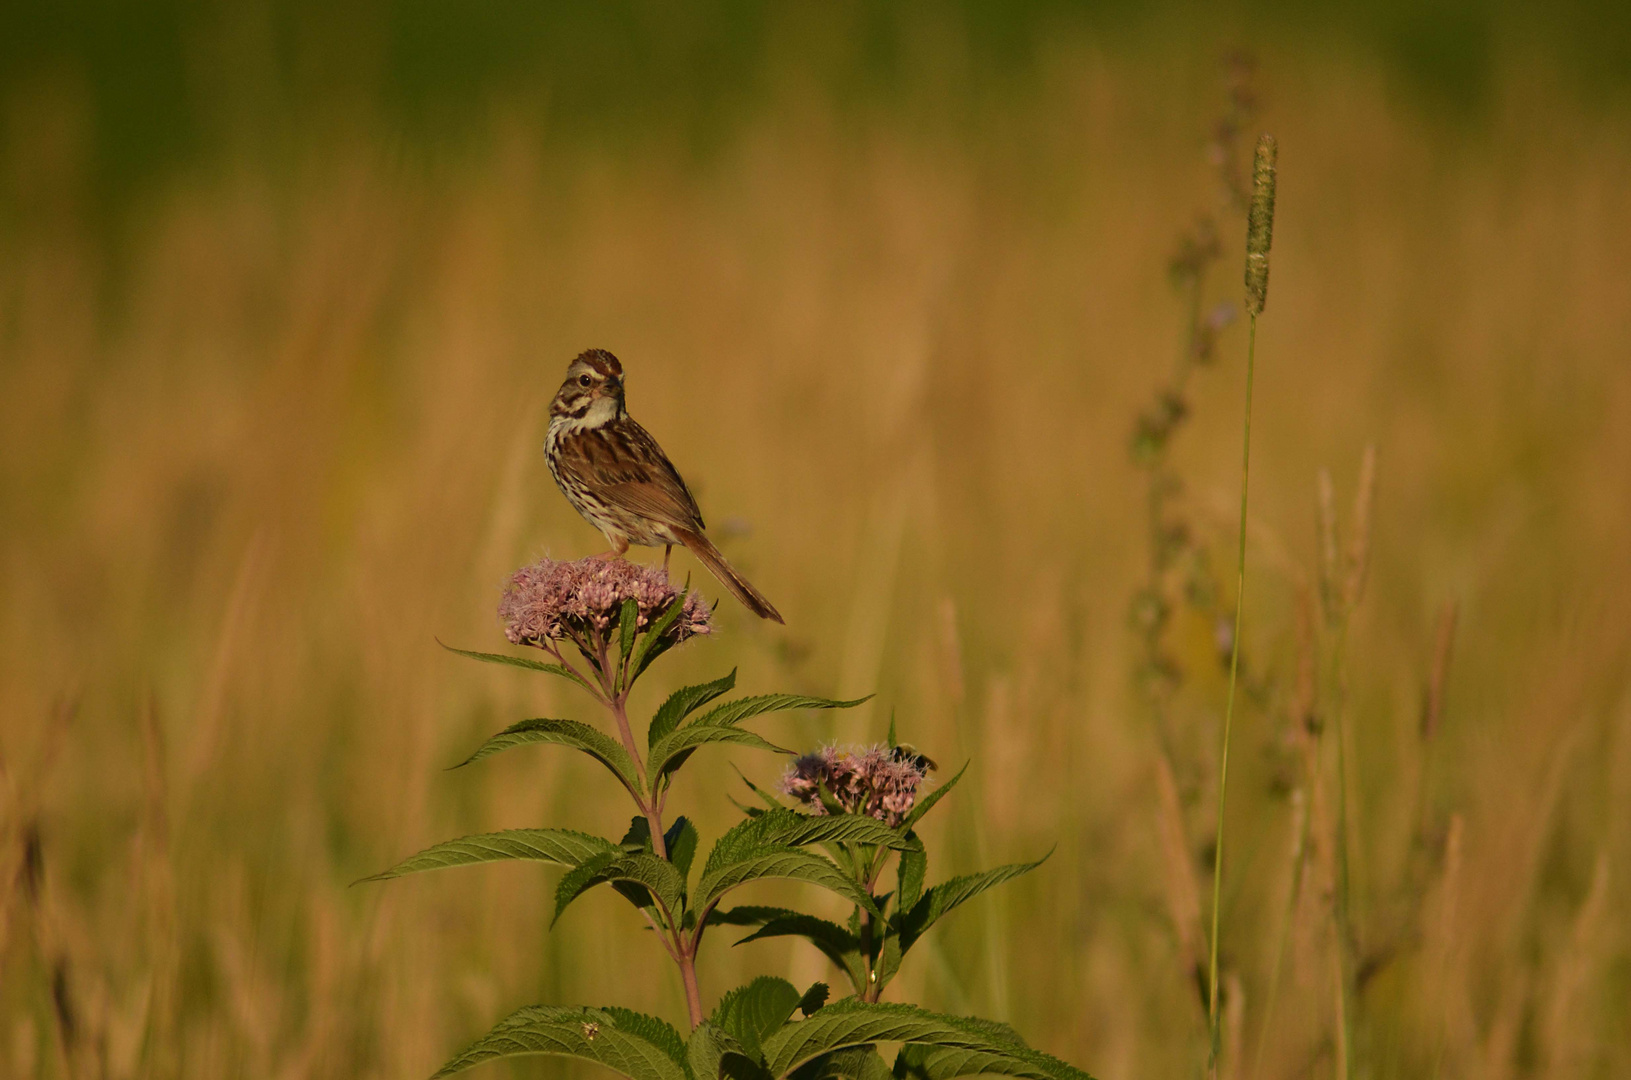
(356, 829, 617, 884)
(665, 817, 699, 883)
(703, 905, 790, 927)
(713, 976, 804, 1061)
(439, 642, 597, 696)
(600, 1008, 689, 1073)
(891, 1018, 1024, 1078)
(689, 1021, 768, 1080)
(892, 1016, 1089, 1080)
(794, 1047, 894, 1080)
(650, 725, 792, 781)
(619, 598, 641, 666)
(692, 694, 871, 730)
(622, 816, 655, 851)
(895, 836, 927, 913)
(732, 764, 786, 813)
(609, 816, 664, 910)
(758, 1002, 1094, 1080)
(632, 634, 681, 684)
(431, 1004, 689, 1080)
(703, 811, 909, 878)
(897, 762, 967, 833)
(697, 811, 908, 919)
(554, 851, 686, 926)
(798, 984, 830, 1017)
(814, 782, 847, 818)
(875, 934, 902, 994)
(556, 852, 644, 920)
(627, 591, 691, 684)
(722, 910, 867, 995)
(455, 718, 644, 796)
(650, 671, 738, 749)
(899, 855, 1050, 951)
(697, 848, 877, 919)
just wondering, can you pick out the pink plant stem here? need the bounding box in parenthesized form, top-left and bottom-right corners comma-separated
(621, 723, 666, 858)
(640, 910, 683, 963)
(543, 643, 605, 706)
(589, 629, 698, 1026)
(589, 632, 668, 871)
(678, 952, 704, 1029)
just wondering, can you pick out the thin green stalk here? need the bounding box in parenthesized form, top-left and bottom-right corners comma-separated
(1209, 312, 1258, 1074)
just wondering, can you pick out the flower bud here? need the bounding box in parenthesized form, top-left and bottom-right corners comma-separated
(498, 556, 710, 648)
(779, 743, 931, 826)
(1244, 134, 1277, 315)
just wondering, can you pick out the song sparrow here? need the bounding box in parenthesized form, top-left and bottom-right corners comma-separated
(544, 348, 784, 623)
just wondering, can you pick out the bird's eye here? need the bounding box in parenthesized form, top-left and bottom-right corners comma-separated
(578, 374, 593, 387)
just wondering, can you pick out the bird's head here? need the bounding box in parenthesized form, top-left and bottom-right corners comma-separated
(550, 348, 626, 425)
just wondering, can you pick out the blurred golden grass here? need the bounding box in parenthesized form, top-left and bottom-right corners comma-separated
(2, 43, 1630, 1080)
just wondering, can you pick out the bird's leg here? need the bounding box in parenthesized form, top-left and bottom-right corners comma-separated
(593, 534, 631, 561)
(663, 544, 673, 578)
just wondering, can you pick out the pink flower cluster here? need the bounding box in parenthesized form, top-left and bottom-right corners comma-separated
(778, 744, 930, 827)
(498, 557, 712, 648)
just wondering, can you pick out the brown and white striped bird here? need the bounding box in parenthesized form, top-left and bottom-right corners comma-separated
(543, 348, 784, 623)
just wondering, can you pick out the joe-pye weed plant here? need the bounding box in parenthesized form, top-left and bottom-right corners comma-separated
(364, 557, 1092, 1080)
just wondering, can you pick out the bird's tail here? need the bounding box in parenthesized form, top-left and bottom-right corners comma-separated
(675, 528, 784, 624)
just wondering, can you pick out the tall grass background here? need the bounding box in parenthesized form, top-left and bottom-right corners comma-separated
(2, 7, 1629, 1077)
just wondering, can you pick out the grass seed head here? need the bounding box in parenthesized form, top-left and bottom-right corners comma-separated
(1244, 134, 1278, 315)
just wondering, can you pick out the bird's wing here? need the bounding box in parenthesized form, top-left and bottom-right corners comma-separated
(557, 420, 706, 530)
